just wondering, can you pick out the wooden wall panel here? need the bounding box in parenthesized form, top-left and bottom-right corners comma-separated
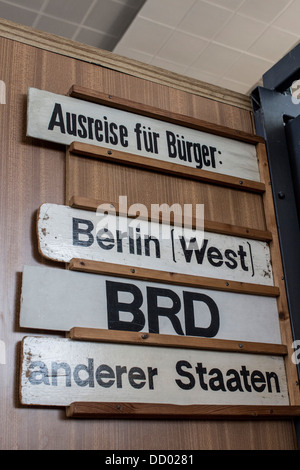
(66, 155, 266, 230)
(0, 35, 298, 450)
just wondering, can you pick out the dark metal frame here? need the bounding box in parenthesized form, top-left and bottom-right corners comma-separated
(251, 43, 300, 448)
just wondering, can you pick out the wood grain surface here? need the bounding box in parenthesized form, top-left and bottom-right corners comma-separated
(0, 32, 298, 449)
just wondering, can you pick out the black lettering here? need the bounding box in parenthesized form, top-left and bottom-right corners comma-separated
(179, 237, 208, 264)
(72, 218, 94, 247)
(48, 103, 65, 133)
(183, 292, 220, 338)
(95, 364, 115, 388)
(94, 119, 103, 142)
(226, 369, 244, 392)
(207, 246, 223, 267)
(28, 361, 50, 385)
(144, 235, 160, 258)
(128, 367, 146, 389)
(166, 131, 177, 158)
(78, 114, 87, 138)
(208, 368, 226, 391)
(120, 125, 128, 147)
(87, 116, 94, 139)
(109, 122, 118, 145)
(240, 365, 252, 392)
(210, 146, 217, 168)
(193, 143, 203, 168)
(106, 280, 145, 332)
(238, 245, 249, 271)
(96, 228, 114, 250)
(251, 370, 266, 392)
(175, 360, 195, 390)
(115, 365, 127, 388)
(147, 287, 184, 335)
(66, 112, 77, 136)
(51, 362, 71, 387)
(266, 372, 280, 393)
(73, 358, 94, 387)
(177, 135, 187, 161)
(202, 145, 210, 166)
(224, 249, 238, 269)
(148, 367, 158, 390)
(116, 229, 127, 253)
(195, 362, 208, 390)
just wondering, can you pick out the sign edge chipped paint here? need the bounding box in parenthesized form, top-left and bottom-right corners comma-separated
(36, 203, 274, 286)
(20, 336, 289, 407)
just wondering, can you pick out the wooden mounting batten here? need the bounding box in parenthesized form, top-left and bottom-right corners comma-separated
(66, 402, 300, 420)
(67, 141, 266, 194)
(68, 194, 272, 242)
(68, 258, 280, 298)
(68, 85, 260, 141)
(68, 327, 287, 357)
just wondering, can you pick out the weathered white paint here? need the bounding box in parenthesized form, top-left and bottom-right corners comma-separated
(20, 265, 281, 344)
(27, 87, 260, 181)
(37, 203, 273, 285)
(0, 340, 5, 365)
(20, 336, 289, 407)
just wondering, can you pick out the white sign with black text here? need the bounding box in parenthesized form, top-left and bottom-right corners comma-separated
(27, 87, 260, 181)
(20, 336, 289, 407)
(37, 203, 273, 285)
(20, 265, 281, 344)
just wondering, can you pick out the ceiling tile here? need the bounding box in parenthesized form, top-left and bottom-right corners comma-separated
(237, 0, 292, 23)
(193, 43, 241, 75)
(223, 53, 272, 85)
(248, 26, 299, 61)
(149, 56, 188, 74)
(35, 15, 78, 37)
(0, 2, 38, 26)
(139, 0, 196, 27)
(117, 0, 146, 7)
(178, 0, 232, 40)
(75, 27, 118, 49)
(183, 66, 220, 83)
(114, 44, 153, 63)
(84, 0, 136, 35)
(156, 30, 208, 65)
(215, 77, 251, 94)
(5, 0, 45, 9)
(44, 0, 95, 24)
(273, 0, 300, 35)
(205, 0, 244, 11)
(113, 17, 173, 55)
(214, 13, 267, 50)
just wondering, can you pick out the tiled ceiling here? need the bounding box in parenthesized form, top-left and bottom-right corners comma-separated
(0, 0, 299, 95)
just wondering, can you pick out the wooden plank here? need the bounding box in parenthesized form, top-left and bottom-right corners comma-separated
(38, 203, 274, 286)
(27, 87, 261, 182)
(66, 147, 267, 232)
(20, 336, 289, 408)
(69, 195, 272, 242)
(68, 327, 287, 357)
(67, 142, 265, 193)
(66, 402, 300, 420)
(69, 259, 280, 297)
(69, 85, 262, 143)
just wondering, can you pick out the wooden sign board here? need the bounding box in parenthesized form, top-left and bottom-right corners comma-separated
(20, 265, 281, 344)
(27, 87, 260, 182)
(37, 203, 273, 286)
(20, 336, 289, 407)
